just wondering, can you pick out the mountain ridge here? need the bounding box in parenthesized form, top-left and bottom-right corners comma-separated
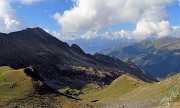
(100, 37, 180, 78)
(0, 27, 157, 91)
(1, 28, 180, 108)
(0, 66, 179, 108)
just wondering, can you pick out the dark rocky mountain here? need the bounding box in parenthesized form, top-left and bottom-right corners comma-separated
(0, 27, 157, 91)
(101, 37, 180, 78)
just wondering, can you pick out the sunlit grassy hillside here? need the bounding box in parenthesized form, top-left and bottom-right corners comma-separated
(80, 74, 180, 108)
(0, 66, 179, 108)
(0, 66, 34, 103)
(0, 66, 89, 108)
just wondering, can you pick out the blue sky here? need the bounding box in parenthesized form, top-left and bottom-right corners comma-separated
(0, 0, 180, 41)
(13, 0, 179, 32)
(166, 1, 180, 26)
(12, 0, 72, 31)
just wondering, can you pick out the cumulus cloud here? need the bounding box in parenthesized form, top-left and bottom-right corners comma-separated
(172, 26, 180, 37)
(0, 0, 45, 33)
(53, 0, 180, 40)
(80, 31, 97, 39)
(0, 0, 23, 33)
(53, 0, 173, 32)
(103, 22, 180, 40)
(62, 20, 179, 41)
(53, 30, 98, 41)
(132, 20, 172, 39)
(53, 19, 180, 41)
(53, 31, 78, 41)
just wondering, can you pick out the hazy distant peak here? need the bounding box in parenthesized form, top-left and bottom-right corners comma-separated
(101, 37, 180, 78)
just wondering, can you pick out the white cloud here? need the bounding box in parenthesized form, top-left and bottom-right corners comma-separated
(53, 0, 173, 32)
(103, 21, 180, 41)
(19, 0, 44, 5)
(0, 0, 23, 33)
(53, 20, 180, 41)
(53, 31, 78, 41)
(53, 0, 180, 41)
(132, 20, 172, 39)
(172, 26, 180, 37)
(0, 0, 45, 33)
(43, 28, 49, 33)
(4, 15, 20, 28)
(80, 31, 97, 39)
(53, 30, 98, 41)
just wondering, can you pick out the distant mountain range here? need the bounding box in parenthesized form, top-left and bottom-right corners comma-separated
(0, 27, 157, 91)
(66, 38, 135, 54)
(101, 37, 180, 78)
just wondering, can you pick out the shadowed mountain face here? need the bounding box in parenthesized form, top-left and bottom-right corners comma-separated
(101, 37, 180, 78)
(0, 28, 157, 90)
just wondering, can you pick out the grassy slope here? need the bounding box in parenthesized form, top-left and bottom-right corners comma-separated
(0, 66, 90, 108)
(80, 75, 145, 100)
(80, 74, 180, 108)
(0, 66, 34, 103)
(111, 74, 180, 108)
(79, 75, 146, 107)
(0, 66, 179, 108)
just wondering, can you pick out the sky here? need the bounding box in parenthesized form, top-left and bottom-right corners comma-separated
(0, 0, 180, 45)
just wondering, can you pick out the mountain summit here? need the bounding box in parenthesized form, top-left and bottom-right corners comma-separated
(0, 28, 157, 90)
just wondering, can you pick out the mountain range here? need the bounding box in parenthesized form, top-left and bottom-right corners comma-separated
(101, 37, 180, 78)
(0, 28, 179, 108)
(0, 27, 157, 90)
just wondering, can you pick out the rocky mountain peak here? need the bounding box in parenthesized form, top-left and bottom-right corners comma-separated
(71, 44, 85, 54)
(0, 27, 157, 91)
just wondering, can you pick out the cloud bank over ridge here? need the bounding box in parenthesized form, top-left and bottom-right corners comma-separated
(53, 0, 180, 40)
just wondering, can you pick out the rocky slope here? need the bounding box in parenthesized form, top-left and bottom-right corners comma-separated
(101, 37, 180, 78)
(0, 27, 157, 92)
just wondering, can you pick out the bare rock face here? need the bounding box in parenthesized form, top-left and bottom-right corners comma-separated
(0, 27, 157, 90)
